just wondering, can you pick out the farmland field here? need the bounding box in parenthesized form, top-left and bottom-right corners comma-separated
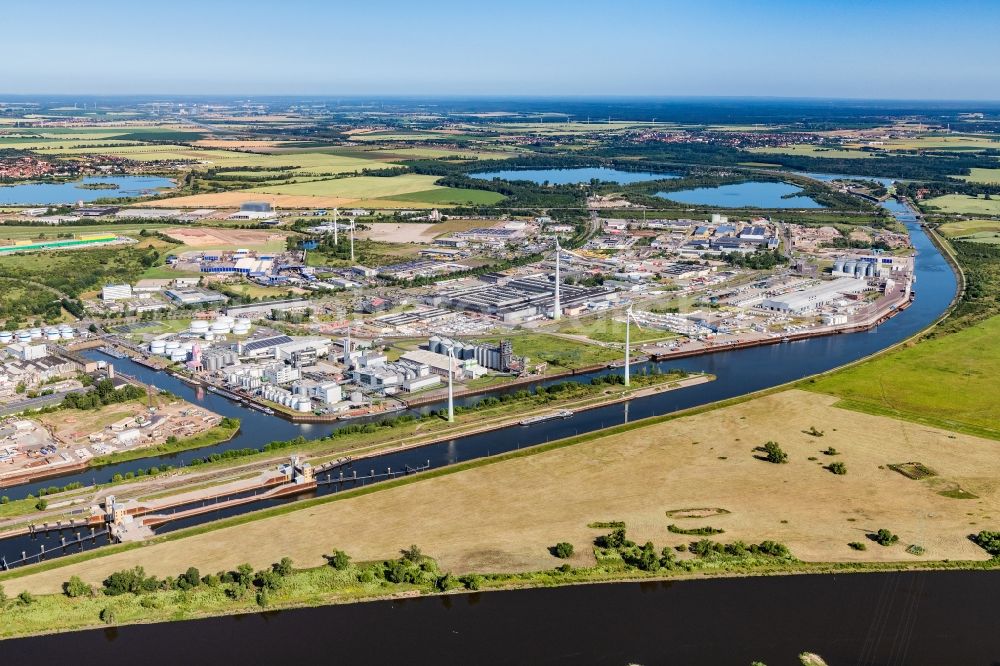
(848, 135, 1000, 151)
(748, 145, 876, 159)
(957, 168, 1000, 184)
(921, 194, 1000, 216)
(937, 219, 1000, 237)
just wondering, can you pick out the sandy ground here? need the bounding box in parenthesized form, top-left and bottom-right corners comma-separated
(356, 220, 486, 244)
(143, 192, 358, 209)
(162, 227, 286, 248)
(12, 390, 1000, 593)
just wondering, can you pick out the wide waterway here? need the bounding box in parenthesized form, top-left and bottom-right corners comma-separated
(4, 570, 997, 665)
(470, 166, 678, 184)
(0, 201, 957, 567)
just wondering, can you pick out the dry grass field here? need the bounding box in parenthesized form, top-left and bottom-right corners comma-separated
(355, 220, 489, 243)
(13, 390, 999, 594)
(162, 227, 286, 249)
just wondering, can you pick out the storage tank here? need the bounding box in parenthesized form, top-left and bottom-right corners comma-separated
(295, 398, 312, 412)
(182, 342, 195, 353)
(190, 320, 210, 335)
(865, 262, 875, 277)
(60, 329, 75, 340)
(833, 258, 846, 274)
(45, 329, 61, 341)
(0, 331, 12, 344)
(843, 260, 857, 276)
(165, 341, 181, 352)
(211, 320, 231, 334)
(16, 331, 31, 344)
(169, 350, 188, 362)
(233, 321, 251, 336)
(150, 340, 167, 355)
(853, 263, 865, 278)
(350, 391, 363, 404)
(29, 328, 42, 339)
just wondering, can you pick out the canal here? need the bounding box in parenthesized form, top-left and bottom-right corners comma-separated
(2, 569, 995, 665)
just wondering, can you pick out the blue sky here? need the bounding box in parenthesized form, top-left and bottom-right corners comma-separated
(3, 0, 999, 99)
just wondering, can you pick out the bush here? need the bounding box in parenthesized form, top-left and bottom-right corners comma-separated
(870, 529, 899, 547)
(828, 462, 848, 475)
(823, 447, 839, 456)
(848, 542, 867, 551)
(100, 607, 116, 624)
(325, 549, 351, 570)
(757, 441, 788, 464)
(272, 557, 294, 577)
(0, 584, 6, 605)
(63, 576, 93, 598)
(103, 566, 159, 596)
(17, 591, 35, 606)
(906, 544, 926, 556)
(667, 524, 724, 536)
(460, 574, 484, 591)
(401, 544, 423, 563)
(177, 567, 201, 591)
(35, 498, 48, 511)
(552, 542, 574, 559)
(970, 530, 1000, 557)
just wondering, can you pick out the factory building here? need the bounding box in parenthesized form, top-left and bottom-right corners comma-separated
(760, 278, 870, 314)
(428, 336, 514, 372)
(225, 299, 311, 319)
(101, 284, 134, 301)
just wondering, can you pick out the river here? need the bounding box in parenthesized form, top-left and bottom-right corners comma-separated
(3, 570, 997, 665)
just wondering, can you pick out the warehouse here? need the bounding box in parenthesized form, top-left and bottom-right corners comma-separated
(759, 278, 869, 314)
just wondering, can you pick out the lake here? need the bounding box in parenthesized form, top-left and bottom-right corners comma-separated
(0, 176, 176, 205)
(470, 167, 677, 185)
(658, 180, 823, 208)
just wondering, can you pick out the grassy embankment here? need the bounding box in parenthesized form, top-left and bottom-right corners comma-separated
(806, 235, 1000, 438)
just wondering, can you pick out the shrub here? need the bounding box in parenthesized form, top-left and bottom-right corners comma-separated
(17, 591, 35, 606)
(460, 574, 484, 591)
(256, 588, 270, 607)
(970, 530, 1000, 557)
(906, 544, 926, 556)
(667, 524, 724, 536)
(325, 549, 352, 570)
(757, 441, 788, 464)
(63, 576, 93, 598)
(140, 595, 162, 609)
(870, 529, 899, 547)
(35, 498, 48, 511)
(272, 557, 294, 577)
(828, 462, 848, 475)
(436, 573, 459, 591)
(103, 566, 159, 596)
(401, 544, 423, 563)
(848, 542, 867, 551)
(552, 542, 574, 559)
(0, 584, 6, 605)
(557, 563, 572, 573)
(807, 426, 825, 437)
(823, 447, 839, 456)
(100, 607, 116, 624)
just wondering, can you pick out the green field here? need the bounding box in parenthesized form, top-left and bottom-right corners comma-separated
(555, 315, 679, 344)
(937, 219, 1000, 237)
(807, 315, 1000, 439)
(0, 223, 173, 244)
(486, 332, 620, 370)
(749, 145, 875, 159)
(249, 174, 503, 206)
(921, 195, 1000, 216)
(957, 168, 1000, 185)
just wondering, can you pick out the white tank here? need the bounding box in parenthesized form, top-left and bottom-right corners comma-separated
(204, 332, 215, 342)
(150, 340, 167, 355)
(211, 321, 231, 334)
(60, 330, 75, 340)
(350, 391, 363, 404)
(29, 328, 42, 339)
(0, 331, 12, 344)
(190, 320, 210, 334)
(16, 331, 32, 343)
(182, 342, 195, 352)
(165, 341, 181, 351)
(295, 398, 312, 412)
(169, 350, 187, 362)
(218, 315, 235, 325)
(233, 321, 251, 335)
(45, 330, 61, 341)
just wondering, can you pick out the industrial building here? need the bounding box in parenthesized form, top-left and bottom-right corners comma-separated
(164, 287, 229, 307)
(101, 284, 134, 301)
(428, 335, 515, 372)
(431, 274, 611, 323)
(225, 299, 311, 319)
(760, 278, 870, 314)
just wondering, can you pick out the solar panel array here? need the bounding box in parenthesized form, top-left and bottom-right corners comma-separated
(241, 335, 293, 353)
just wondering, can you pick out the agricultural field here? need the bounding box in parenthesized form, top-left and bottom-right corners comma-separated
(936, 219, 1000, 237)
(921, 194, 1000, 216)
(0, 223, 173, 244)
(353, 220, 486, 244)
(748, 145, 876, 159)
(957, 168, 1000, 184)
(161, 227, 288, 252)
(850, 135, 1000, 151)
(807, 315, 1000, 440)
(13, 389, 1000, 595)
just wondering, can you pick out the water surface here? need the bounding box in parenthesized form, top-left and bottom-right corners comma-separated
(658, 180, 823, 208)
(0, 176, 175, 205)
(471, 167, 677, 185)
